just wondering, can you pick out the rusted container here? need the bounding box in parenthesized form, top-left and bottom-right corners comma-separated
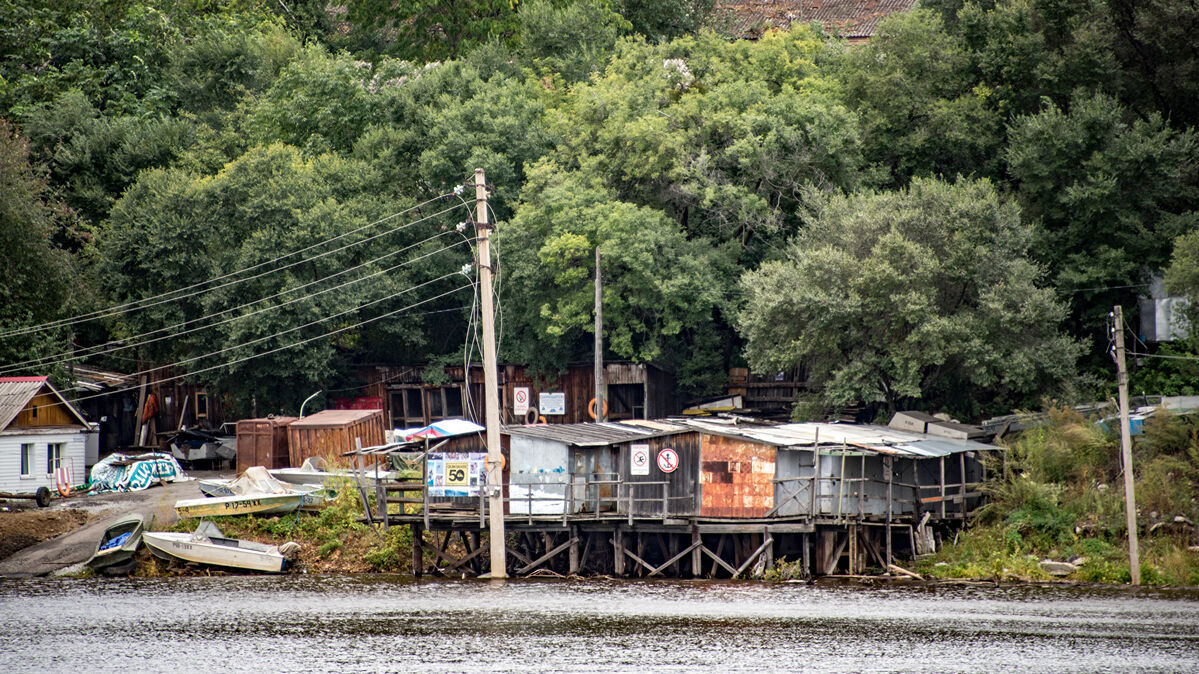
(287, 409, 385, 467)
(235, 416, 297, 471)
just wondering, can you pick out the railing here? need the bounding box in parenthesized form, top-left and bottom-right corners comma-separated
(365, 451, 986, 526)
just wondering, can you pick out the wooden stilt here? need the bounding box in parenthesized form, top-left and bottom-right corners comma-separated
(411, 524, 423, 577)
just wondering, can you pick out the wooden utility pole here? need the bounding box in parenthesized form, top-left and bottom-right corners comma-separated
(594, 247, 605, 422)
(475, 168, 506, 578)
(1113, 305, 1140, 585)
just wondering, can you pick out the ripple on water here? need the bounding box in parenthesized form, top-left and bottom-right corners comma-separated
(2, 576, 1198, 672)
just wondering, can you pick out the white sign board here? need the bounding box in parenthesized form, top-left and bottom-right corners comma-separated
(514, 387, 530, 416)
(657, 448, 679, 474)
(540, 392, 566, 416)
(630, 444, 650, 476)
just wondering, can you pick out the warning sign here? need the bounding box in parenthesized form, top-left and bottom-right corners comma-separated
(514, 387, 529, 416)
(657, 448, 679, 474)
(630, 444, 650, 476)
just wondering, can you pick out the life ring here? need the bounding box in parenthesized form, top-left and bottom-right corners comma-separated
(55, 465, 72, 497)
(524, 407, 540, 425)
(587, 397, 608, 420)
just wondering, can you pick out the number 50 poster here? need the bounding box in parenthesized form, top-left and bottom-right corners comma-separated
(427, 452, 488, 497)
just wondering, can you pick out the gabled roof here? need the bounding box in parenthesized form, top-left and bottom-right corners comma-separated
(0, 376, 89, 431)
(719, 0, 917, 40)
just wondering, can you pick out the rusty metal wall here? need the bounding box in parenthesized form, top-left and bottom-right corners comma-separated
(698, 433, 777, 518)
(235, 417, 296, 471)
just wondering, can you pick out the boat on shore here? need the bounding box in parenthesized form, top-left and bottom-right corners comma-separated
(84, 513, 144, 575)
(174, 492, 304, 518)
(143, 521, 298, 573)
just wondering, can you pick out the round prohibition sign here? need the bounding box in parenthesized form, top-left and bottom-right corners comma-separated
(657, 448, 679, 473)
(514, 389, 528, 404)
(633, 451, 648, 468)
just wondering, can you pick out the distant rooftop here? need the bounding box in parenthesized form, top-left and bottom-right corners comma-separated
(718, 0, 917, 40)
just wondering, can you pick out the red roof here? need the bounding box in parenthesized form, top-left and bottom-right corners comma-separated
(0, 376, 49, 382)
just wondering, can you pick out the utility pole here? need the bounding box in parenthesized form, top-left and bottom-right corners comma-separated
(1112, 305, 1140, 585)
(594, 247, 605, 422)
(475, 168, 506, 578)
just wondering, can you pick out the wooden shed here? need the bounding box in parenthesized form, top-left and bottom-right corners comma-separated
(287, 409, 385, 467)
(235, 416, 297, 471)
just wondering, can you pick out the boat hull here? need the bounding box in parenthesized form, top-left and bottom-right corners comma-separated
(143, 532, 286, 573)
(85, 514, 144, 575)
(174, 493, 303, 518)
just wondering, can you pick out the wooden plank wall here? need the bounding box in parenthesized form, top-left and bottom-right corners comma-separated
(617, 432, 701, 516)
(14, 390, 80, 428)
(287, 413, 385, 467)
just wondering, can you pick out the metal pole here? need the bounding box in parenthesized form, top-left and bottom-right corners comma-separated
(476, 168, 507, 578)
(1113, 305, 1140, 585)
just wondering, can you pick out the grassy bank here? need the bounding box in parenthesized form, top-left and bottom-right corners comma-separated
(135, 481, 416, 576)
(912, 407, 1199, 586)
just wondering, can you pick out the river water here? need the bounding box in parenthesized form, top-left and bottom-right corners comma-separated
(1, 576, 1197, 672)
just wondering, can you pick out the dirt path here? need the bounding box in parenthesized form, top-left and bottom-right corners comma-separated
(0, 476, 213, 577)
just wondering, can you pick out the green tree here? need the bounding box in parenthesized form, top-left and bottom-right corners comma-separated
(738, 177, 1080, 417)
(1006, 94, 1199, 354)
(498, 160, 734, 395)
(99, 144, 474, 413)
(837, 9, 1003, 185)
(0, 120, 78, 376)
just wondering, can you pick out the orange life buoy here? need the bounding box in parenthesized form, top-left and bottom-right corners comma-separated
(587, 397, 609, 420)
(56, 465, 71, 497)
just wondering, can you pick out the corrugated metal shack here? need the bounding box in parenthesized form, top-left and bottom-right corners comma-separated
(380, 415, 1001, 580)
(504, 421, 699, 516)
(681, 418, 996, 521)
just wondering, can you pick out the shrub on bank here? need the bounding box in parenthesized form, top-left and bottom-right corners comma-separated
(916, 407, 1199, 586)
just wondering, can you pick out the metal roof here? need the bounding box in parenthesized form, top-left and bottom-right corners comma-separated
(678, 418, 996, 457)
(503, 421, 690, 447)
(0, 376, 89, 431)
(718, 0, 917, 39)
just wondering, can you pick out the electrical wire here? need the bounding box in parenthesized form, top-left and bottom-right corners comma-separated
(1, 231, 468, 374)
(34, 281, 474, 414)
(0, 194, 460, 340)
(29, 243, 469, 392)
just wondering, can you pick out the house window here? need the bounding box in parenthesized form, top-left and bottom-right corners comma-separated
(20, 444, 34, 477)
(195, 391, 209, 419)
(47, 443, 64, 474)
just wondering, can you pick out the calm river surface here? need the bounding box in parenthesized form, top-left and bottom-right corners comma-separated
(2, 576, 1197, 672)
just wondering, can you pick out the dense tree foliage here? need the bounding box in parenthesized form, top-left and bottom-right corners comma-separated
(1, 0, 1196, 418)
(739, 178, 1080, 417)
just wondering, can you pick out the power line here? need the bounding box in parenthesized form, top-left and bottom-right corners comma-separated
(0, 194, 461, 340)
(37, 281, 474, 415)
(1, 230, 467, 374)
(29, 245, 469, 393)
(1129, 351, 1199, 362)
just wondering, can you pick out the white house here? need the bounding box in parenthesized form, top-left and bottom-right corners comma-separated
(0, 376, 91, 496)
